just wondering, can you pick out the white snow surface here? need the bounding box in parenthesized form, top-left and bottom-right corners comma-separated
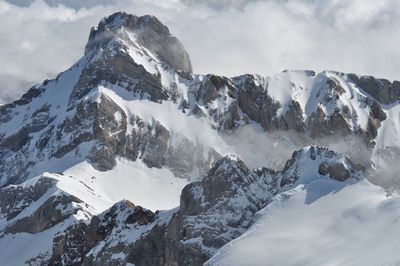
(0, 216, 79, 266)
(0, 158, 187, 265)
(208, 177, 400, 266)
(63, 158, 188, 212)
(26, 158, 188, 215)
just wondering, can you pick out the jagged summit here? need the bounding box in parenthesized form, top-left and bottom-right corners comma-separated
(85, 12, 192, 73)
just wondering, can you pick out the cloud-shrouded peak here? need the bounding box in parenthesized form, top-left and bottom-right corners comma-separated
(85, 12, 192, 73)
(95, 12, 164, 30)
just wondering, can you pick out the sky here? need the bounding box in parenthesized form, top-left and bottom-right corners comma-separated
(1, 0, 400, 103)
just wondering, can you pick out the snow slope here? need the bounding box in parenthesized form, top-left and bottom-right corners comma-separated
(31, 158, 187, 214)
(0, 216, 79, 266)
(0, 158, 187, 265)
(63, 159, 188, 212)
(208, 177, 400, 266)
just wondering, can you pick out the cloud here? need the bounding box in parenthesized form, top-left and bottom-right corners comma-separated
(1, 0, 400, 104)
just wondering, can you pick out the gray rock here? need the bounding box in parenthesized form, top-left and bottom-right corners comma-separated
(162, 155, 279, 265)
(5, 193, 83, 234)
(0, 177, 56, 221)
(85, 12, 192, 74)
(49, 200, 156, 266)
(318, 162, 350, 181)
(141, 121, 170, 168)
(348, 74, 400, 104)
(281, 146, 363, 187)
(69, 51, 166, 105)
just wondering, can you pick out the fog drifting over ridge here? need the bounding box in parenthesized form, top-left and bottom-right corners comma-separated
(1, 0, 400, 104)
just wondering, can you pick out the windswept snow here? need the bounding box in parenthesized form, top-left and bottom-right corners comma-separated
(208, 178, 400, 266)
(62, 159, 188, 212)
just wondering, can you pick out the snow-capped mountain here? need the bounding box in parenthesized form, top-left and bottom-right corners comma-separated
(0, 11, 399, 265)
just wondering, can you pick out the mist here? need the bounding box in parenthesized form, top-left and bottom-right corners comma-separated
(222, 125, 371, 170)
(1, 0, 400, 104)
(221, 123, 400, 194)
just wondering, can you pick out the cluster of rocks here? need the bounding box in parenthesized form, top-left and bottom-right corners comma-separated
(348, 74, 400, 105)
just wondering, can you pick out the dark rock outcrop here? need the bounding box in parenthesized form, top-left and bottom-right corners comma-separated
(281, 146, 364, 187)
(348, 74, 400, 104)
(5, 194, 83, 234)
(162, 155, 279, 265)
(50, 200, 157, 266)
(0, 177, 56, 221)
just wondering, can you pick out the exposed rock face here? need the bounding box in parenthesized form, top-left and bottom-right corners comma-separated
(281, 146, 364, 187)
(348, 74, 400, 104)
(187, 72, 390, 170)
(0, 174, 94, 265)
(191, 72, 387, 149)
(85, 12, 192, 74)
(163, 155, 279, 265)
(46, 155, 276, 265)
(50, 200, 157, 266)
(0, 177, 56, 221)
(141, 121, 170, 168)
(70, 47, 166, 105)
(318, 162, 351, 181)
(5, 193, 82, 234)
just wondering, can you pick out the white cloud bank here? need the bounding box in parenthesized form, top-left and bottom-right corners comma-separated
(1, 0, 400, 103)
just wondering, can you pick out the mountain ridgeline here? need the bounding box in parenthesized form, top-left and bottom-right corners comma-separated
(0, 12, 399, 265)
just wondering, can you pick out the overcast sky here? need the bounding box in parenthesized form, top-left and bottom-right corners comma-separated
(1, 0, 400, 103)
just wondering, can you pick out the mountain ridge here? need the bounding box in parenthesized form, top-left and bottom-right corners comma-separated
(0, 11, 399, 265)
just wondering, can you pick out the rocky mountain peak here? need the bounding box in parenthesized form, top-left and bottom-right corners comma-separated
(280, 146, 365, 187)
(85, 12, 192, 73)
(204, 154, 250, 181)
